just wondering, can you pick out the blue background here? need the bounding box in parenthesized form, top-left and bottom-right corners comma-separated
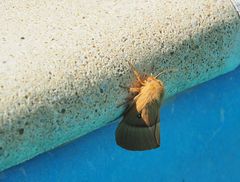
(0, 66, 240, 182)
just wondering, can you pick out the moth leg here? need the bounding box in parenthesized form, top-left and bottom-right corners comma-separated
(116, 101, 128, 108)
(119, 84, 141, 94)
(128, 61, 145, 85)
(116, 93, 136, 108)
(129, 87, 141, 93)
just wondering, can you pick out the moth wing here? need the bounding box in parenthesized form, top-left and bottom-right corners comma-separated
(141, 101, 160, 127)
(115, 101, 160, 151)
(141, 101, 160, 145)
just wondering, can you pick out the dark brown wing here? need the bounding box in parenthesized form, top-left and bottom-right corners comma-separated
(115, 101, 160, 151)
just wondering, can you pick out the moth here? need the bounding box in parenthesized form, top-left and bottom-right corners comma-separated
(115, 62, 166, 151)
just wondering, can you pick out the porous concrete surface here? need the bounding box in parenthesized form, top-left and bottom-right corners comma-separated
(0, 0, 239, 172)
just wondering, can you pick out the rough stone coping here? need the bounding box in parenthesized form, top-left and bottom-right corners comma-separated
(0, 0, 239, 172)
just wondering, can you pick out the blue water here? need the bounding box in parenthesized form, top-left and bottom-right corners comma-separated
(1, 66, 240, 182)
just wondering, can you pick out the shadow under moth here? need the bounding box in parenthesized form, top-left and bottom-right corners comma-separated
(115, 62, 166, 151)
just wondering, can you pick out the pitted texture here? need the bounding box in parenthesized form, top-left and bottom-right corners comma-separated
(0, 0, 239, 171)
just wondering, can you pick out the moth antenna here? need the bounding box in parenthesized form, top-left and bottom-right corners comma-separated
(127, 61, 144, 85)
(155, 68, 178, 78)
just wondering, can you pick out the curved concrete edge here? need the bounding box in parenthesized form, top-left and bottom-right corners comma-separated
(225, 29, 240, 71)
(0, 0, 240, 172)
